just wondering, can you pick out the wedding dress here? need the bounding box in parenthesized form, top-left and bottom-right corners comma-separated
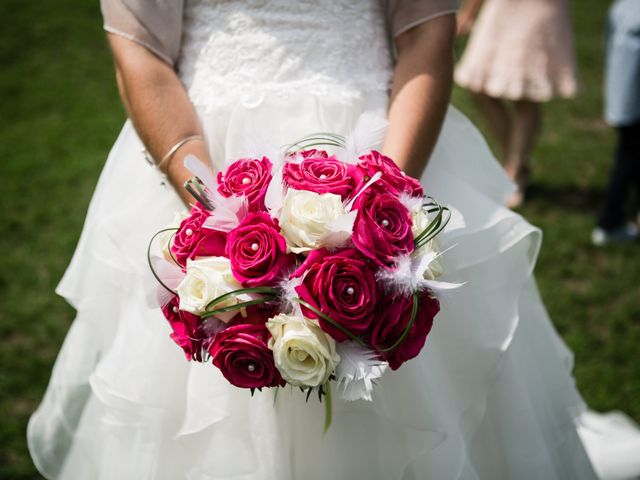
(27, 1, 640, 479)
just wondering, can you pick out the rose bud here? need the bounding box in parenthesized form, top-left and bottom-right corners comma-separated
(217, 157, 273, 212)
(171, 205, 227, 268)
(357, 151, 423, 198)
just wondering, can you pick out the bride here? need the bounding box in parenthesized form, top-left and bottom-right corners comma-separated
(28, 1, 640, 479)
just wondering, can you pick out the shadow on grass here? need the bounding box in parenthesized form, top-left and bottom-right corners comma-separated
(527, 183, 604, 214)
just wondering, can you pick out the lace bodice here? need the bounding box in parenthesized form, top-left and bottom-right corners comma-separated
(177, 0, 394, 110)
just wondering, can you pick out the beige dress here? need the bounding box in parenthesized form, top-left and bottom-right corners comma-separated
(455, 0, 579, 102)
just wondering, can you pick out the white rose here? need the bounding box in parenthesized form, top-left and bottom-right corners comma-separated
(411, 206, 443, 280)
(177, 256, 243, 322)
(279, 189, 345, 253)
(266, 313, 340, 387)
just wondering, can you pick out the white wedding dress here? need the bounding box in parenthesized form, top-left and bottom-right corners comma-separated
(28, 1, 640, 479)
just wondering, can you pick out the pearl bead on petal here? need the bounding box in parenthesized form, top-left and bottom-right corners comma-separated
(319, 174, 327, 180)
(185, 228, 193, 236)
(247, 363, 256, 372)
(242, 177, 251, 185)
(346, 287, 355, 295)
(381, 219, 390, 228)
(172, 306, 179, 313)
(251, 243, 259, 251)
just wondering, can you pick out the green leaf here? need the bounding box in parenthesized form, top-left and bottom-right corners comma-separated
(284, 132, 347, 155)
(184, 179, 214, 210)
(200, 298, 275, 318)
(295, 298, 367, 347)
(305, 387, 313, 403)
(166, 230, 181, 267)
(147, 227, 180, 297)
(323, 382, 333, 435)
(377, 292, 420, 354)
(204, 286, 278, 311)
(414, 198, 451, 249)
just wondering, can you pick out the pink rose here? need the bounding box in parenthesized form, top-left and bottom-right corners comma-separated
(293, 248, 378, 342)
(217, 157, 273, 212)
(351, 192, 414, 268)
(209, 323, 285, 389)
(283, 150, 360, 199)
(357, 151, 423, 197)
(161, 296, 206, 361)
(226, 212, 292, 287)
(171, 205, 227, 268)
(370, 292, 439, 370)
(298, 149, 329, 160)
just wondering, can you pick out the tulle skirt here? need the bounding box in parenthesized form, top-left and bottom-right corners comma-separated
(29, 91, 613, 479)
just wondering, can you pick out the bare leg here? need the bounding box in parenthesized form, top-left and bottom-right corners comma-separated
(470, 92, 512, 160)
(505, 100, 542, 207)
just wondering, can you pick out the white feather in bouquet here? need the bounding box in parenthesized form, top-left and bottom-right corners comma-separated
(376, 249, 463, 299)
(321, 209, 358, 250)
(336, 110, 388, 164)
(335, 342, 388, 402)
(202, 191, 248, 232)
(184, 154, 216, 190)
(231, 134, 286, 169)
(264, 165, 285, 216)
(146, 255, 185, 308)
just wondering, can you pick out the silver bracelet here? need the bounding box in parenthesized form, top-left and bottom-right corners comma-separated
(143, 135, 204, 170)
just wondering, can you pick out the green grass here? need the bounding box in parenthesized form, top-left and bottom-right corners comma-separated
(0, 1, 123, 478)
(0, 0, 638, 478)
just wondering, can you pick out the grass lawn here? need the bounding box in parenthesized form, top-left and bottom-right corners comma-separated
(0, 0, 638, 478)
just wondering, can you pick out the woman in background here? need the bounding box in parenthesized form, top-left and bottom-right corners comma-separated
(456, 0, 579, 208)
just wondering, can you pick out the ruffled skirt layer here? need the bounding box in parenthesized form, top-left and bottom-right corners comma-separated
(29, 92, 601, 479)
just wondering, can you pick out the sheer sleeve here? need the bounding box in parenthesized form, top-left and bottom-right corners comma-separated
(387, 0, 459, 38)
(100, 0, 184, 66)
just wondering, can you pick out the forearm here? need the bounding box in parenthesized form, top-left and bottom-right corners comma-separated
(108, 34, 210, 205)
(382, 15, 455, 179)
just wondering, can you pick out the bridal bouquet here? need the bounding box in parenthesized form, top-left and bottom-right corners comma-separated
(148, 121, 454, 429)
